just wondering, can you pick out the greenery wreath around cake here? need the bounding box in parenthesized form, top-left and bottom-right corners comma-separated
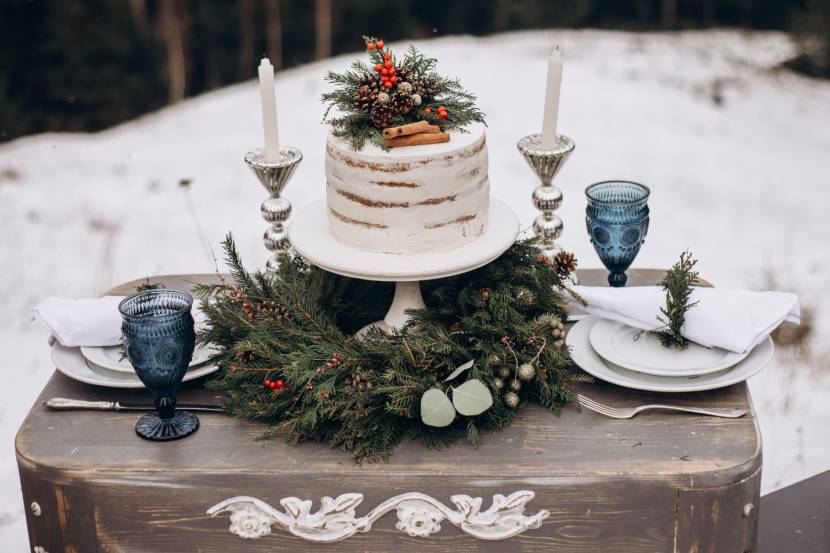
(197, 235, 587, 462)
(322, 36, 485, 150)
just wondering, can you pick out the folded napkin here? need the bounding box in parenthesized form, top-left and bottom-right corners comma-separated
(33, 296, 207, 348)
(569, 286, 800, 354)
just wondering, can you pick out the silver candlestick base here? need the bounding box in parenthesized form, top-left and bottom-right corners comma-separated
(517, 133, 576, 265)
(244, 147, 303, 273)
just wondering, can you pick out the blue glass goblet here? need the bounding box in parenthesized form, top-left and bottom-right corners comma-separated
(118, 290, 199, 441)
(585, 181, 650, 287)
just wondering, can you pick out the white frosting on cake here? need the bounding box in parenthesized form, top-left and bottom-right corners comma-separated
(325, 123, 489, 254)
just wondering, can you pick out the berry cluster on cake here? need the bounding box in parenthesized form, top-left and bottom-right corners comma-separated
(322, 37, 489, 255)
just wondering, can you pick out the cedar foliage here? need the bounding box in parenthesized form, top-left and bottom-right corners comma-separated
(655, 250, 700, 349)
(196, 234, 586, 462)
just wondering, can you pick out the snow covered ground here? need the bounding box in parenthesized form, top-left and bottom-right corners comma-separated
(1, 29, 829, 549)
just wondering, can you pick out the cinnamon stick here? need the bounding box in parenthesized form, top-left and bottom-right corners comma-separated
(386, 132, 451, 148)
(383, 120, 432, 140)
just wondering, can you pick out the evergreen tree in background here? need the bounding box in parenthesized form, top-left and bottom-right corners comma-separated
(788, 0, 830, 78)
(0, 0, 822, 142)
(0, 0, 166, 140)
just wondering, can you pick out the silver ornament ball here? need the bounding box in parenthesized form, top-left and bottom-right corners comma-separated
(377, 92, 390, 105)
(510, 379, 522, 392)
(411, 93, 422, 106)
(492, 377, 504, 390)
(517, 363, 535, 381)
(504, 392, 520, 408)
(498, 366, 511, 379)
(398, 82, 413, 94)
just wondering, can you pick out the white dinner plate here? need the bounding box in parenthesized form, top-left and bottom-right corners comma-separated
(53, 344, 220, 389)
(568, 317, 773, 393)
(589, 319, 749, 377)
(80, 343, 217, 374)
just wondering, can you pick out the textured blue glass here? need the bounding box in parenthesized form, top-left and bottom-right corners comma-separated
(585, 181, 650, 287)
(119, 290, 199, 441)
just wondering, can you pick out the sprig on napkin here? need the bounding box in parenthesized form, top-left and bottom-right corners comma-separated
(655, 250, 700, 349)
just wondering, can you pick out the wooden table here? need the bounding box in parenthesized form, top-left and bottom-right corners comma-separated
(16, 269, 762, 553)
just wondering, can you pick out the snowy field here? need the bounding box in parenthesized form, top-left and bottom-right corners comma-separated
(2, 29, 829, 549)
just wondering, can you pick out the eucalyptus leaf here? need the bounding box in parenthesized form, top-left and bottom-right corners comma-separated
(451, 379, 493, 416)
(443, 359, 474, 382)
(420, 388, 456, 427)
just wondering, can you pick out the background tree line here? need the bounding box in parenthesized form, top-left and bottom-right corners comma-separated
(1, 0, 827, 142)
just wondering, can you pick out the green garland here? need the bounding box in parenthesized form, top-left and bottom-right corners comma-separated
(196, 235, 587, 462)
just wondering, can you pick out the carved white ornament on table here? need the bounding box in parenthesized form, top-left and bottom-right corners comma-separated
(207, 490, 550, 543)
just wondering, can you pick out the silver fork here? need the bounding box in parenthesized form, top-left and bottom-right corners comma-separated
(577, 394, 747, 419)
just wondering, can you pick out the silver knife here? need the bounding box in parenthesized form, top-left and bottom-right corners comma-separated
(46, 397, 224, 413)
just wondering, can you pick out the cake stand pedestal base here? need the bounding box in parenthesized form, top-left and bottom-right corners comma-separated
(289, 199, 520, 335)
(357, 281, 426, 336)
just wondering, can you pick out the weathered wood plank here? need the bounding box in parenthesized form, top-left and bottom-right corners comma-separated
(676, 467, 761, 553)
(85, 475, 679, 552)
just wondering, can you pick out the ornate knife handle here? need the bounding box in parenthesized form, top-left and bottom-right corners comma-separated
(45, 398, 116, 411)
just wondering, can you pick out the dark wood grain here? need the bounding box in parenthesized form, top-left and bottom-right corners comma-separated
(15, 269, 761, 552)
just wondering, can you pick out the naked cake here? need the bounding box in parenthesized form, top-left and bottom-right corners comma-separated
(322, 36, 488, 255)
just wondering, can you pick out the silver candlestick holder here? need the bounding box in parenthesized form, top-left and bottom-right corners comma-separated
(517, 133, 576, 264)
(244, 147, 303, 273)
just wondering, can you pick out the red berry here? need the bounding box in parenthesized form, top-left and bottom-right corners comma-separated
(384, 61, 392, 69)
(383, 53, 391, 60)
(384, 81, 393, 89)
(274, 379, 285, 390)
(376, 40, 384, 49)
(390, 75, 398, 83)
(424, 108, 432, 113)
(367, 43, 376, 50)
(440, 112, 449, 120)
(381, 67, 389, 76)
(375, 63, 383, 72)
(438, 105, 445, 111)
(264, 379, 271, 386)
(389, 67, 396, 74)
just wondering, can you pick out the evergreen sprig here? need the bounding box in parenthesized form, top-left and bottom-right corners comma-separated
(322, 38, 485, 150)
(197, 235, 582, 462)
(654, 250, 700, 349)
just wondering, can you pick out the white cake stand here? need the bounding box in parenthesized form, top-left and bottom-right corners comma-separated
(289, 199, 520, 334)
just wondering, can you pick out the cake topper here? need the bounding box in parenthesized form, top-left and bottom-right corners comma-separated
(323, 36, 485, 150)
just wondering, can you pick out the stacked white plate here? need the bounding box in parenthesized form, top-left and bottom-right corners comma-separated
(52, 343, 220, 389)
(565, 316, 774, 392)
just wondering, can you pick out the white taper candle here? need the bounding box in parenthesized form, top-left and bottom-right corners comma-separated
(258, 57, 280, 162)
(541, 47, 563, 149)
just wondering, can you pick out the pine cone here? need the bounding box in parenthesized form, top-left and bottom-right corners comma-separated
(391, 91, 414, 115)
(258, 300, 291, 320)
(552, 251, 578, 276)
(353, 85, 375, 112)
(396, 65, 412, 83)
(370, 103, 393, 128)
(413, 77, 437, 100)
(359, 73, 381, 92)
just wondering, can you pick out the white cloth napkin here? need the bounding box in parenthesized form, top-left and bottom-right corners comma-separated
(33, 296, 207, 348)
(569, 286, 800, 354)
